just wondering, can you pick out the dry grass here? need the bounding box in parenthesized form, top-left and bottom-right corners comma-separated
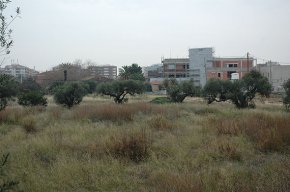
(106, 130, 151, 163)
(217, 140, 242, 161)
(70, 103, 166, 122)
(0, 96, 289, 191)
(211, 112, 290, 152)
(0, 107, 26, 123)
(149, 172, 203, 192)
(21, 115, 37, 133)
(148, 114, 175, 131)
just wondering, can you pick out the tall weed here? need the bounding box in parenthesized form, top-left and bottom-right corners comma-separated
(211, 113, 290, 152)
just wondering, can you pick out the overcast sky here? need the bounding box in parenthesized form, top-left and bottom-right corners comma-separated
(4, 0, 290, 71)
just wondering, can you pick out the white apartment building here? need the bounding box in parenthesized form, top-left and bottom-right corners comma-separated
(4, 64, 39, 82)
(257, 62, 290, 92)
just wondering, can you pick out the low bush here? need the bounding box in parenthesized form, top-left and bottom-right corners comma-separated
(18, 91, 47, 107)
(54, 82, 87, 108)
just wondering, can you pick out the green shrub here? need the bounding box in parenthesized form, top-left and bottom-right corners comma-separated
(18, 91, 47, 107)
(47, 81, 65, 95)
(150, 97, 171, 104)
(82, 80, 97, 94)
(0, 74, 19, 111)
(54, 82, 87, 108)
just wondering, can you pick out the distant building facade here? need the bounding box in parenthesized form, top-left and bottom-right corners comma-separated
(88, 65, 117, 79)
(256, 61, 290, 92)
(160, 48, 255, 87)
(207, 57, 254, 81)
(3, 64, 39, 82)
(35, 64, 90, 86)
(143, 64, 163, 79)
(189, 48, 214, 87)
(162, 58, 190, 78)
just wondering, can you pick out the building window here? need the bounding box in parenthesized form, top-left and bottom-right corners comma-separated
(168, 64, 175, 70)
(218, 73, 221, 78)
(227, 64, 238, 68)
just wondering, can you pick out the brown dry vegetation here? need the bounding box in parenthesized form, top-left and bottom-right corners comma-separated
(0, 95, 289, 191)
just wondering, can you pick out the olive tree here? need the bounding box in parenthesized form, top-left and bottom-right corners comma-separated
(164, 79, 200, 103)
(203, 70, 271, 109)
(54, 82, 87, 108)
(97, 80, 144, 103)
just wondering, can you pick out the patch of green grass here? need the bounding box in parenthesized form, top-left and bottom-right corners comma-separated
(150, 97, 171, 104)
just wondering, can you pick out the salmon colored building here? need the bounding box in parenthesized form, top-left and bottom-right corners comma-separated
(162, 58, 190, 78)
(207, 57, 255, 80)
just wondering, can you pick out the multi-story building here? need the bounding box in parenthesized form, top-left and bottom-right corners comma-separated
(207, 57, 254, 81)
(256, 61, 290, 92)
(89, 65, 117, 79)
(162, 58, 190, 78)
(143, 64, 163, 79)
(4, 64, 39, 82)
(189, 48, 214, 87)
(159, 48, 256, 88)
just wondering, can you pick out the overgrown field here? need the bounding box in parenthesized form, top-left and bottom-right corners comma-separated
(0, 96, 290, 191)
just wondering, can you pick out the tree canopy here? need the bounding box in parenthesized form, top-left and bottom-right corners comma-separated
(119, 63, 145, 81)
(97, 80, 144, 103)
(203, 70, 272, 108)
(164, 79, 200, 103)
(53, 82, 87, 108)
(0, 74, 19, 110)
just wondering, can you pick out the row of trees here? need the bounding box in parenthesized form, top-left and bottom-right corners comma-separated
(1, 69, 290, 110)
